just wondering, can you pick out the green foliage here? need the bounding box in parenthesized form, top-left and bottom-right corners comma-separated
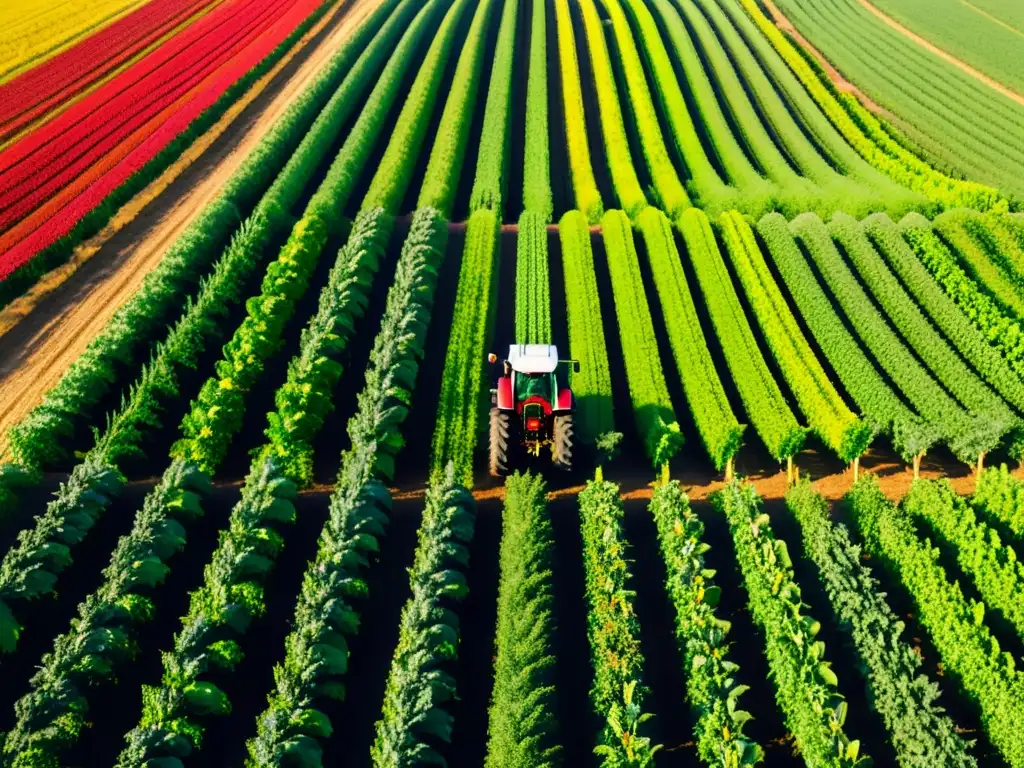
(636, 208, 743, 471)
(578, 479, 659, 767)
(975, 465, 1024, 540)
(715, 481, 869, 767)
(431, 208, 501, 485)
(680, 209, 805, 461)
(416, 0, 496, 216)
(470, 0, 519, 214)
(786, 482, 977, 768)
(846, 477, 1024, 767)
(721, 211, 870, 462)
(598, 0, 689, 218)
(484, 471, 561, 768)
(515, 211, 551, 343)
(560, 210, 616, 448)
(247, 208, 448, 767)
(649, 482, 763, 766)
(791, 213, 1005, 463)
(602, 210, 682, 468)
(757, 213, 935, 462)
(522, 0, 552, 220)
(553, 0, 603, 222)
(371, 466, 476, 767)
(934, 210, 1024, 317)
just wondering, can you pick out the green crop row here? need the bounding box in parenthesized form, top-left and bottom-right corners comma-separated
(864, 214, 1024, 414)
(553, 0, 603, 222)
(469, 0, 518, 214)
(484, 471, 561, 768)
(791, 214, 1003, 463)
(905, 479, 1024, 640)
(680, 209, 805, 462)
(649, 481, 763, 766)
(522, 0, 552, 219)
(578, 479, 658, 766)
(786, 483, 977, 768)
(598, 0, 688, 218)
(559, 211, 616, 451)
(602, 210, 682, 468)
(721, 211, 870, 462)
(975, 465, 1024, 541)
(431, 208, 501, 485)
(248, 208, 449, 767)
(846, 477, 1024, 767)
(899, 214, 1024, 382)
(636, 208, 742, 472)
(715, 481, 869, 767)
(757, 214, 935, 462)
(515, 211, 551, 343)
(829, 214, 1015, 431)
(733, 0, 1004, 211)
(935, 210, 1024, 317)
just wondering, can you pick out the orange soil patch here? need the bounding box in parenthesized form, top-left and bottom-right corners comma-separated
(855, 0, 1024, 105)
(0, 0, 377, 460)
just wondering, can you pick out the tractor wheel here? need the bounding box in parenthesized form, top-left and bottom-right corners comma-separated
(489, 407, 512, 477)
(552, 414, 574, 471)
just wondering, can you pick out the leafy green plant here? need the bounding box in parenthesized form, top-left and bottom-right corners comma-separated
(934, 210, 1024, 316)
(515, 211, 551, 343)
(975, 465, 1024, 539)
(522, 0, 552, 219)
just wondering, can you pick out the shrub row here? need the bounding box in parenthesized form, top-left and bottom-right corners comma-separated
(522, 0, 552, 219)
(935, 210, 1024, 317)
(484, 471, 561, 768)
(602, 209, 682, 468)
(649, 481, 763, 766)
(715, 480, 869, 767)
(786, 482, 977, 768)
(974, 465, 1024, 540)
(681, 209, 805, 461)
(721, 211, 870, 462)
(515, 211, 551, 343)
(637, 208, 743, 472)
(846, 477, 1024, 767)
(578, 479, 659, 766)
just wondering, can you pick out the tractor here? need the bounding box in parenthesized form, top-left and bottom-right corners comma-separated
(487, 344, 578, 476)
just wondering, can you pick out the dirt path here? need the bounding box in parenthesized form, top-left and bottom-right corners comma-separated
(854, 0, 1024, 106)
(0, 0, 377, 459)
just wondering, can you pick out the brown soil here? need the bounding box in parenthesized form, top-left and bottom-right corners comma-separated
(0, 0, 378, 460)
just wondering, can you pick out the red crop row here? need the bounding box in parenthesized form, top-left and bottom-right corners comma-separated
(0, 0, 219, 144)
(0, 0, 324, 280)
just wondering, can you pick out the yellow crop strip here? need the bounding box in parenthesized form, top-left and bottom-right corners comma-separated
(0, 0, 153, 84)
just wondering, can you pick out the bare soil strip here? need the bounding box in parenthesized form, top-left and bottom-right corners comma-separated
(0, 0, 377, 460)
(855, 0, 1024, 105)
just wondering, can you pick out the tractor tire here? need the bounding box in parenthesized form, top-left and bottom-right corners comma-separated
(552, 414, 573, 471)
(489, 407, 512, 477)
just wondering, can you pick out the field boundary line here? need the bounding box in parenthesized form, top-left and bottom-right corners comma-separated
(959, 0, 1024, 38)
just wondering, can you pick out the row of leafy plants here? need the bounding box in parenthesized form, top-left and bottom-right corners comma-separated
(636, 208, 743, 473)
(601, 209, 682, 470)
(522, 0, 552, 220)
(680, 208, 806, 463)
(578, 479, 659, 766)
(516, 211, 551, 343)
(974, 464, 1024, 540)
(720, 211, 870, 464)
(715, 481, 869, 767)
(845, 478, 1024, 767)
(649, 481, 763, 766)
(757, 213, 935, 465)
(786, 482, 977, 768)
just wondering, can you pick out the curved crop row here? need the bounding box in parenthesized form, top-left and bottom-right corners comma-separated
(522, 0, 552, 219)
(786, 483, 976, 768)
(680, 209, 805, 462)
(758, 214, 935, 462)
(846, 478, 1024, 767)
(649, 481, 763, 766)
(602, 209, 682, 468)
(484, 471, 561, 768)
(559, 210, 616, 450)
(578, 479, 658, 766)
(516, 211, 551, 343)
(721, 211, 870, 462)
(974, 465, 1024, 540)
(715, 480, 869, 767)
(636, 208, 743, 472)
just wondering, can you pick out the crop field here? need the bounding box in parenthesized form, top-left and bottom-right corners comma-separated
(3, 0, 1024, 766)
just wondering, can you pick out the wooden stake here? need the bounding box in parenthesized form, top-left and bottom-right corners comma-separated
(725, 456, 734, 482)
(976, 452, 985, 492)
(913, 453, 921, 480)
(787, 456, 793, 486)
(853, 455, 860, 483)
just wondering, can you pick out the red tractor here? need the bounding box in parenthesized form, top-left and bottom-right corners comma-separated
(488, 344, 578, 476)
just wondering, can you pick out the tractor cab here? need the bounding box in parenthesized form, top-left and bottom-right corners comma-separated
(487, 344, 578, 476)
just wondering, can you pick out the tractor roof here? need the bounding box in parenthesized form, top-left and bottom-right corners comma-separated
(508, 344, 559, 374)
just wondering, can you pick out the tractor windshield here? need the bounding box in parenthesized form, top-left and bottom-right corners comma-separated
(516, 372, 553, 403)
